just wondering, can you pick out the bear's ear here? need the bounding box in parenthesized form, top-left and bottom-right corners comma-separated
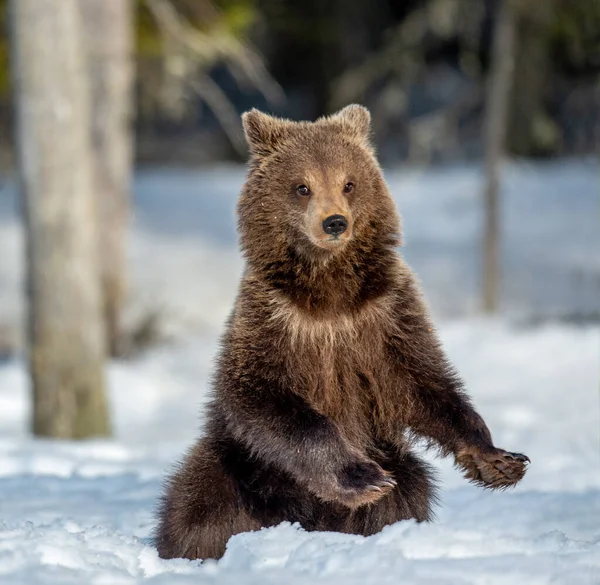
(241, 109, 295, 158)
(329, 104, 372, 145)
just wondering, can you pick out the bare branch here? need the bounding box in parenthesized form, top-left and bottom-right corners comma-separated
(189, 75, 247, 155)
(143, 0, 284, 141)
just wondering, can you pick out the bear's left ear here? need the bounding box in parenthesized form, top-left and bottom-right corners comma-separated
(328, 104, 372, 145)
(241, 109, 296, 158)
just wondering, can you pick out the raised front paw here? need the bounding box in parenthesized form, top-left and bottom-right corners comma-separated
(336, 460, 397, 508)
(456, 447, 530, 489)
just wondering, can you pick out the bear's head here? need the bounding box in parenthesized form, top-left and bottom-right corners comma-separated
(238, 105, 400, 276)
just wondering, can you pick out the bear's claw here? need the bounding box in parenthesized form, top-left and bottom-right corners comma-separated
(337, 460, 397, 507)
(503, 451, 530, 463)
(367, 478, 397, 492)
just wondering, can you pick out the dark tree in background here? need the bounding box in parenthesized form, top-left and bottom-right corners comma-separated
(0, 0, 598, 164)
(482, 0, 517, 314)
(257, 0, 391, 119)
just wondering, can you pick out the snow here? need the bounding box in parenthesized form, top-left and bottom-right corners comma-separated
(0, 160, 599, 584)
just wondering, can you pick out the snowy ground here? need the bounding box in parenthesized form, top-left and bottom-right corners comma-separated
(0, 160, 599, 584)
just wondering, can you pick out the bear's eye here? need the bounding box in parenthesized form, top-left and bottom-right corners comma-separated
(343, 182, 354, 194)
(296, 185, 311, 197)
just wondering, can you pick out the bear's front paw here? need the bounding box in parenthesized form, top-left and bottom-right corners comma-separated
(456, 446, 530, 489)
(336, 460, 397, 508)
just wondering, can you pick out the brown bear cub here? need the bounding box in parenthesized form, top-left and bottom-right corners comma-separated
(155, 105, 529, 561)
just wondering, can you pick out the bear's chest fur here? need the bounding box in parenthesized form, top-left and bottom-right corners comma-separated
(267, 291, 401, 446)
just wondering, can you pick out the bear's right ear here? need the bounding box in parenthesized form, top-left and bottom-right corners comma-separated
(328, 104, 372, 146)
(241, 109, 295, 158)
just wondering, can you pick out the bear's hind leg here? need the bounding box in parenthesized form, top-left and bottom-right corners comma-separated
(155, 440, 260, 561)
(347, 450, 437, 536)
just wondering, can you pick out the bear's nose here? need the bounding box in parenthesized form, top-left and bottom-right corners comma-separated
(322, 214, 348, 236)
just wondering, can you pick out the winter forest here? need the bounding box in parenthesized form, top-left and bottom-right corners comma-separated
(0, 0, 599, 583)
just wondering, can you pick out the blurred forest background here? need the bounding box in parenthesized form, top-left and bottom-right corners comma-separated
(0, 0, 599, 168)
(0, 0, 599, 439)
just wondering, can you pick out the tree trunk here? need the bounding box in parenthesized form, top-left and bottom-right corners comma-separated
(81, 0, 134, 358)
(482, 0, 518, 314)
(9, 0, 110, 438)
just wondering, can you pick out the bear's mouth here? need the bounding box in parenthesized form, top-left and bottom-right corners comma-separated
(311, 234, 351, 251)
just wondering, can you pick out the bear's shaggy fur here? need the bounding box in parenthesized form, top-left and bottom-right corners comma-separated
(155, 105, 529, 561)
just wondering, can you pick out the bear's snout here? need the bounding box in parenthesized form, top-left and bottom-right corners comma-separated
(322, 214, 348, 237)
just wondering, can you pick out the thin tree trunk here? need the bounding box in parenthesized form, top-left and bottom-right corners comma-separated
(9, 0, 110, 438)
(482, 0, 518, 313)
(81, 0, 134, 357)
